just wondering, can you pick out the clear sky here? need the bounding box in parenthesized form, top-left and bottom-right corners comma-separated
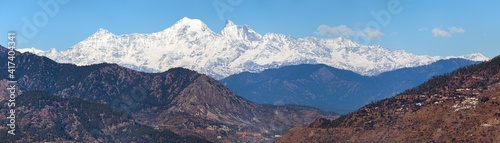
(1, 0, 499, 58)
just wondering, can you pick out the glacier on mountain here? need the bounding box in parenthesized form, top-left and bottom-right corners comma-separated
(18, 17, 489, 79)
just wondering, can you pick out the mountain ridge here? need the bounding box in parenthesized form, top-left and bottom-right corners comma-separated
(17, 17, 488, 79)
(221, 58, 480, 114)
(0, 45, 337, 142)
(0, 91, 210, 143)
(277, 55, 500, 142)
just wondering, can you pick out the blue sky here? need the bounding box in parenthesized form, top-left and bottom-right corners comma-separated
(1, 0, 499, 58)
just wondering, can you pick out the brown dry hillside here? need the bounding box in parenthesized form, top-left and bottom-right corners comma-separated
(0, 46, 337, 142)
(277, 55, 500, 143)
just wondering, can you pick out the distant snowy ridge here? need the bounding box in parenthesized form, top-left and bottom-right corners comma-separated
(18, 17, 489, 79)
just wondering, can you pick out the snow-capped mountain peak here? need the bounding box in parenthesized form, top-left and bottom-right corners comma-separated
(166, 17, 213, 34)
(224, 20, 236, 27)
(86, 28, 116, 41)
(17, 47, 45, 54)
(221, 20, 262, 41)
(92, 28, 113, 36)
(447, 53, 489, 62)
(17, 17, 490, 79)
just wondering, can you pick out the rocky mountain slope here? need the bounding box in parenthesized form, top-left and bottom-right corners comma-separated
(277, 55, 500, 142)
(0, 91, 209, 143)
(18, 17, 488, 79)
(0, 46, 336, 142)
(221, 58, 479, 114)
